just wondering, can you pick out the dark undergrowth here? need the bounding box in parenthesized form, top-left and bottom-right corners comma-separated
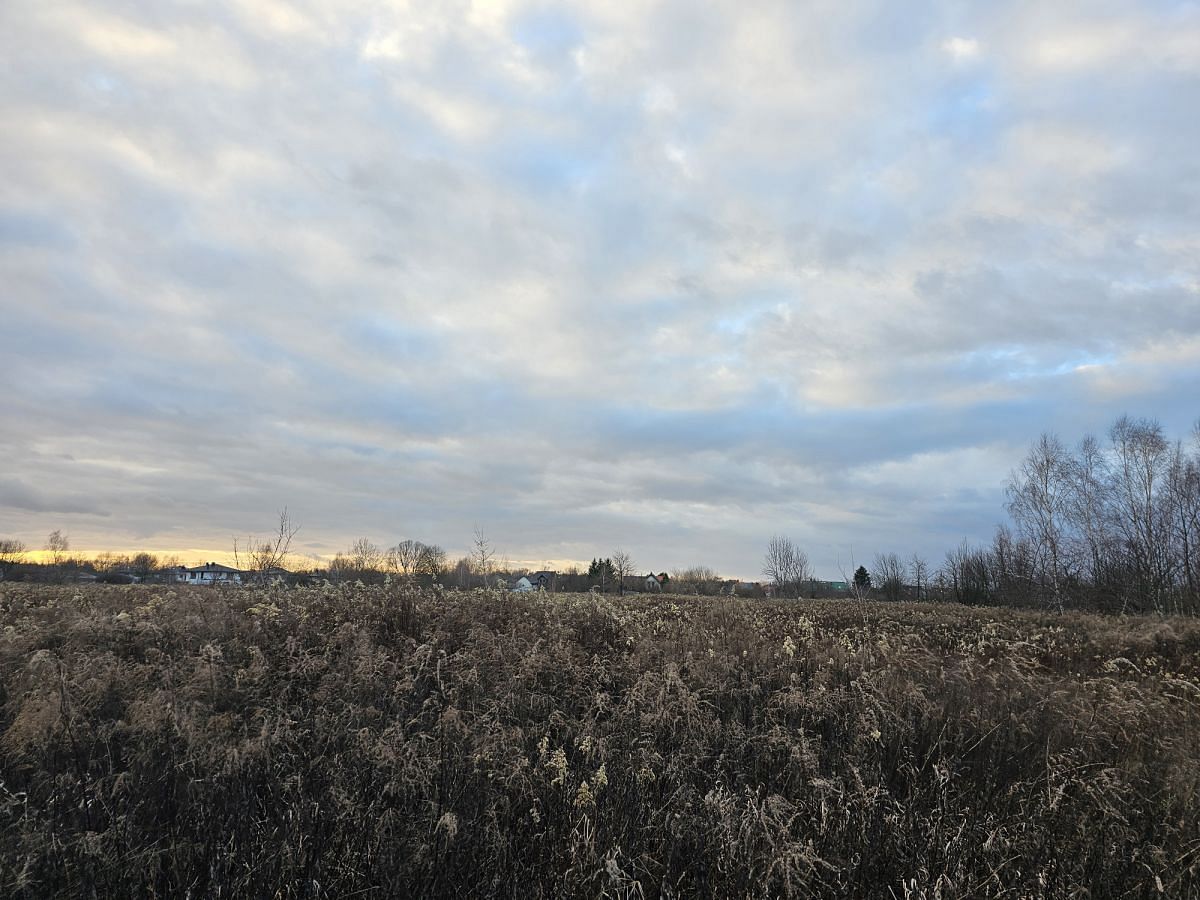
(1, 584, 1198, 898)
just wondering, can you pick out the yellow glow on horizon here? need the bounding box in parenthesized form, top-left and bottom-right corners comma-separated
(21, 548, 256, 567)
(11, 545, 622, 576)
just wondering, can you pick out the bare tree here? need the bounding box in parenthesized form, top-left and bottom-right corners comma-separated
(93, 552, 128, 577)
(671, 565, 722, 595)
(234, 508, 300, 584)
(387, 539, 423, 578)
(611, 548, 636, 595)
(762, 535, 811, 598)
(325, 538, 382, 583)
(940, 541, 992, 605)
(384, 539, 447, 582)
(130, 552, 159, 582)
(420, 544, 447, 580)
(328, 552, 350, 584)
(471, 525, 495, 586)
(450, 556, 472, 588)
(909, 553, 928, 602)
(45, 530, 69, 568)
(350, 538, 383, 571)
(1109, 416, 1172, 613)
(1166, 440, 1200, 613)
(1006, 433, 1073, 609)
(990, 417, 1200, 614)
(0, 538, 26, 580)
(873, 552, 905, 601)
(1066, 433, 1117, 596)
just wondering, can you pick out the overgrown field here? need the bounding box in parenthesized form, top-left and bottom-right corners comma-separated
(1, 584, 1198, 898)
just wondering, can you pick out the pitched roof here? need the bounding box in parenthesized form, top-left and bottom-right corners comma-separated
(186, 562, 241, 574)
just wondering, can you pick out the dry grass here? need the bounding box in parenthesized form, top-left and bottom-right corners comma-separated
(1, 583, 1198, 898)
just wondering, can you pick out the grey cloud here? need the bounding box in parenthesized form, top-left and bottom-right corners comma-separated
(1, 0, 1198, 576)
(0, 479, 111, 517)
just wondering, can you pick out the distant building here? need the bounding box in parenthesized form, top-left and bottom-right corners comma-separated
(162, 566, 189, 583)
(178, 562, 242, 585)
(244, 566, 293, 585)
(512, 571, 557, 592)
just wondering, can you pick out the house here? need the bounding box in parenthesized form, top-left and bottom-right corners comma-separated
(243, 566, 293, 585)
(162, 566, 189, 583)
(644, 573, 663, 591)
(181, 562, 242, 585)
(530, 570, 557, 590)
(512, 570, 557, 592)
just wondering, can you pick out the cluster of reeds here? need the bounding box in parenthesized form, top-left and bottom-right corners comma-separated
(1, 583, 1197, 898)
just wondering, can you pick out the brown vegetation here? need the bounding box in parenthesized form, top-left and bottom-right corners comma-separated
(1, 583, 1198, 898)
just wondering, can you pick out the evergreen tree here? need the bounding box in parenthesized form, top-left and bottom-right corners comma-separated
(853, 566, 872, 590)
(588, 557, 615, 590)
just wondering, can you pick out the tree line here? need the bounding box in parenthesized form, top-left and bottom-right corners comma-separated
(966, 414, 1199, 615)
(757, 414, 1200, 616)
(3, 413, 1198, 613)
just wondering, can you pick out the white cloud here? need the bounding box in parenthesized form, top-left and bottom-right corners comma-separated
(941, 36, 980, 62)
(1, 0, 1198, 576)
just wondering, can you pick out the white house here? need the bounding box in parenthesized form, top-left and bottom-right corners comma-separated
(511, 571, 557, 592)
(180, 562, 242, 585)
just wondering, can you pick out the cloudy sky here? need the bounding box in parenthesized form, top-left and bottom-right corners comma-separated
(2, 0, 1198, 577)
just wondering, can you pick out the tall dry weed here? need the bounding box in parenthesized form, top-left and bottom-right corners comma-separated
(0, 583, 1197, 897)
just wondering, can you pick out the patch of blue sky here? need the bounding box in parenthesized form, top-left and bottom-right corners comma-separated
(491, 137, 599, 194)
(953, 345, 1117, 383)
(84, 71, 123, 95)
(924, 75, 1000, 149)
(1047, 354, 1116, 376)
(711, 295, 786, 336)
(344, 316, 441, 364)
(0, 210, 76, 250)
(711, 314, 754, 337)
(510, 8, 585, 61)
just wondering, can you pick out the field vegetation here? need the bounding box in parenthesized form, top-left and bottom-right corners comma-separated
(2, 583, 1198, 898)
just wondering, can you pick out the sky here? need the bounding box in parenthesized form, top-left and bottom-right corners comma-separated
(2, 0, 1199, 579)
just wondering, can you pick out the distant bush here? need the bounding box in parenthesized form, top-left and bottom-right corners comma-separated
(1, 584, 1197, 898)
